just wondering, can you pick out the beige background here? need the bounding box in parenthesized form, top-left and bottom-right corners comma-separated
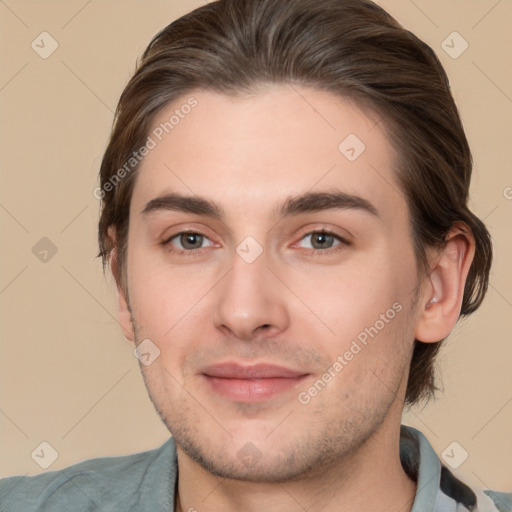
(0, 0, 511, 493)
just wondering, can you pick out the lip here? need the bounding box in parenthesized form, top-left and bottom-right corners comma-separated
(201, 363, 307, 379)
(201, 363, 310, 402)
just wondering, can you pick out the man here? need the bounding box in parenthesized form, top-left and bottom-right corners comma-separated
(1, 0, 508, 511)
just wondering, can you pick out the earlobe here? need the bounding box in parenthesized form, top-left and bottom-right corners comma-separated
(116, 284, 135, 342)
(109, 240, 135, 343)
(414, 223, 475, 343)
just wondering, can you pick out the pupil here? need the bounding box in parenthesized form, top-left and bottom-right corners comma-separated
(182, 233, 202, 249)
(312, 233, 332, 249)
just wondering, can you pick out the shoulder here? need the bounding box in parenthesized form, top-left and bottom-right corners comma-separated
(401, 426, 510, 512)
(438, 465, 511, 512)
(479, 490, 512, 512)
(0, 439, 177, 512)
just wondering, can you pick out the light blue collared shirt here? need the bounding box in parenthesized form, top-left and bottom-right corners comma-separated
(0, 425, 507, 511)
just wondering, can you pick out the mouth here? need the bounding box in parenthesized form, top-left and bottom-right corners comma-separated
(200, 363, 310, 402)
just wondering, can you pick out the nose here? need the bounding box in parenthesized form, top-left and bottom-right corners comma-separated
(212, 249, 290, 341)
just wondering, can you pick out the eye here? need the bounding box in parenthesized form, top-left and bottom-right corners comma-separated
(165, 232, 215, 251)
(297, 231, 347, 251)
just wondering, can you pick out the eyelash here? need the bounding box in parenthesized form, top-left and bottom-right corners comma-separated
(161, 229, 351, 257)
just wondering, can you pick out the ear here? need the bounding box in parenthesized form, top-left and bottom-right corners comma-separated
(108, 229, 135, 343)
(116, 278, 135, 343)
(414, 222, 476, 343)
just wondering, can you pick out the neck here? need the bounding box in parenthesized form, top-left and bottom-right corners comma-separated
(174, 422, 417, 512)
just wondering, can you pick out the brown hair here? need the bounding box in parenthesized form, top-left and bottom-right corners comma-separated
(97, 0, 492, 405)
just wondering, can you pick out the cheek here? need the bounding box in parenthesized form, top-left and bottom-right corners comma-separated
(290, 256, 407, 334)
(129, 270, 213, 343)
(287, 249, 416, 375)
(126, 239, 204, 339)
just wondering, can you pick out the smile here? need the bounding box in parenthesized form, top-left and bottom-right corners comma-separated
(201, 363, 310, 402)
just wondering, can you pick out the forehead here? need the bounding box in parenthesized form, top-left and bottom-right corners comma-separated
(131, 85, 407, 224)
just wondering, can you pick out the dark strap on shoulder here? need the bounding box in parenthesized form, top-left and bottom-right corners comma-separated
(440, 465, 477, 511)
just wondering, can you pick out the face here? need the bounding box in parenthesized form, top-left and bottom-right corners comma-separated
(122, 85, 423, 482)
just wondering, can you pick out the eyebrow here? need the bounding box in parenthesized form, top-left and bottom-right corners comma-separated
(278, 191, 379, 218)
(141, 191, 379, 219)
(141, 194, 224, 218)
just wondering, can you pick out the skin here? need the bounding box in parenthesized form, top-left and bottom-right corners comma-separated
(114, 84, 475, 512)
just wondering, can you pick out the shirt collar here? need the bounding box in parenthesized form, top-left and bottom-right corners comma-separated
(401, 425, 445, 512)
(165, 425, 460, 512)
